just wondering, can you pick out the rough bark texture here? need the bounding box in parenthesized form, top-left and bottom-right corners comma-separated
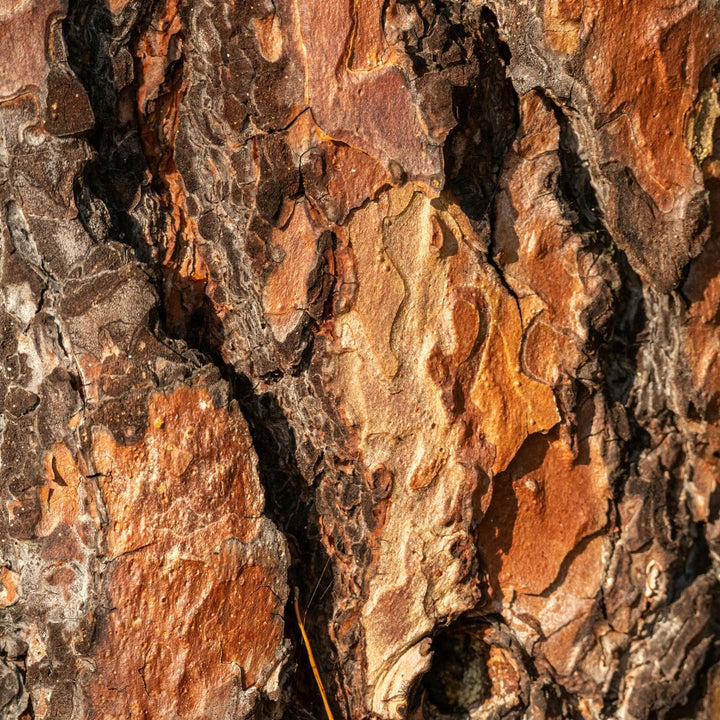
(1, 1, 719, 719)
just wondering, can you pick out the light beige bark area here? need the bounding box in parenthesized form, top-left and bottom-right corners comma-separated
(1, 1, 719, 719)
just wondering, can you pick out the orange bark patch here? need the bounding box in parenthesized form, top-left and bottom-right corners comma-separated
(297, 0, 445, 184)
(263, 201, 321, 342)
(543, 0, 583, 54)
(254, 12, 283, 63)
(317, 141, 392, 223)
(581, 1, 720, 214)
(477, 431, 610, 597)
(684, 233, 720, 405)
(494, 91, 598, 385)
(36, 444, 90, 538)
(85, 385, 288, 719)
(348, 0, 386, 71)
(0, 567, 20, 607)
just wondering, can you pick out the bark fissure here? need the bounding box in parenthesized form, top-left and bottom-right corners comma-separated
(62, 4, 352, 718)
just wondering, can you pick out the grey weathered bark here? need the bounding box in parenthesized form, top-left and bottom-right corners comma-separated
(1, 1, 719, 719)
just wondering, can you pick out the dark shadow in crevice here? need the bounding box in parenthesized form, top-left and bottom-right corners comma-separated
(422, 623, 491, 715)
(442, 6, 519, 225)
(662, 617, 720, 720)
(668, 521, 712, 604)
(220, 362, 341, 720)
(63, 0, 158, 265)
(408, 613, 585, 720)
(549, 93, 650, 488)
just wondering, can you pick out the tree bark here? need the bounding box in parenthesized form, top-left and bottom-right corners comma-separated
(1, 1, 719, 719)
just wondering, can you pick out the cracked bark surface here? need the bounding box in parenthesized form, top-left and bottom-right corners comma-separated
(1, 1, 719, 719)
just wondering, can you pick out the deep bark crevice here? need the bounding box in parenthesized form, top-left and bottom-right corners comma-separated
(62, 4, 347, 718)
(441, 5, 519, 227)
(221, 366, 342, 720)
(64, 0, 158, 265)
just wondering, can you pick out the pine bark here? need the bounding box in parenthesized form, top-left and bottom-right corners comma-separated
(0, 1, 719, 719)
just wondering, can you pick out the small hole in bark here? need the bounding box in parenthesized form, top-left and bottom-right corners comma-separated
(422, 623, 491, 714)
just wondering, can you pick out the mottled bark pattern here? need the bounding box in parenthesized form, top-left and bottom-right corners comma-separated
(0, 1, 719, 719)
